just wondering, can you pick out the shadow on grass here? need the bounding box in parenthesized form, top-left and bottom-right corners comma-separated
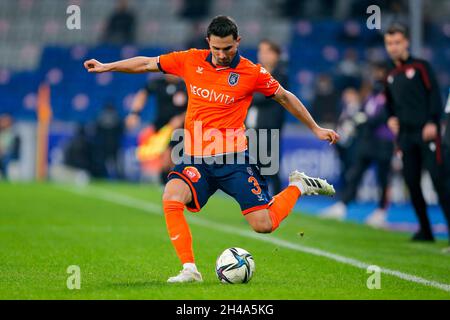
(107, 280, 223, 289)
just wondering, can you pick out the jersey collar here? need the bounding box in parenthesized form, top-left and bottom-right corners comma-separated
(205, 51, 241, 70)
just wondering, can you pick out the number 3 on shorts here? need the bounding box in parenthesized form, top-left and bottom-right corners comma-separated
(248, 176, 262, 195)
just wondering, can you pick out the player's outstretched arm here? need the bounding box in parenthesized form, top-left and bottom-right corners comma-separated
(273, 86, 340, 144)
(83, 56, 160, 73)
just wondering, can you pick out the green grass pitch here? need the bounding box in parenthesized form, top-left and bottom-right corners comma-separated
(0, 182, 449, 299)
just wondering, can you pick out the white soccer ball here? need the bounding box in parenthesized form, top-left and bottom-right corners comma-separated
(215, 247, 255, 284)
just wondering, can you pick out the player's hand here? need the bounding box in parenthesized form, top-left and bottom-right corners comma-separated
(313, 127, 340, 145)
(422, 122, 438, 141)
(125, 113, 140, 129)
(83, 59, 109, 73)
(387, 116, 400, 135)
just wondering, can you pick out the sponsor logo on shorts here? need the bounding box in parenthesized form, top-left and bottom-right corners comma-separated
(182, 166, 201, 183)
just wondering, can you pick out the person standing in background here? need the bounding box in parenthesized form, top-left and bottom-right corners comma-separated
(0, 114, 18, 179)
(102, 0, 136, 45)
(126, 74, 187, 184)
(93, 104, 124, 179)
(311, 74, 340, 126)
(444, 88, 450, 164)
(443, 88, 450, 197)
(246, 39, 289, 195)
(321, 63, 394, 227)
(331, 87, 362, 188)
(384, 24, 450, 243)
(444, 89, 450, 253)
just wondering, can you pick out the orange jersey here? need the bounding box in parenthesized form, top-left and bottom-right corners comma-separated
(158, 49, 281, 156)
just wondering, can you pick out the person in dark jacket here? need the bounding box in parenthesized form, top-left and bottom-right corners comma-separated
(126, 74, 187, 184)
(0, 114, 19, 179)
(384, 24, 450, 243)
(93, 103, 124, 179)
(444, 89, 450, 217)
(444, 87, 450, 158)
(311, 74, 340, 126)
(246, 39, 289, 195)
(64, 124, 91, 172)
(321, 63, 394, 226)
(102, 0, 136, 45)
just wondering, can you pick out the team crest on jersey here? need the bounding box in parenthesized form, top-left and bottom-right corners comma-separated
(405, 68, 415, 79)
(182, 166, 201, 183)
(228, 72, 240, 86)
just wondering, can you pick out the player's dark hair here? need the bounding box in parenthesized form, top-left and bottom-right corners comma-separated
(207, 16, 239, 39)
(385, 23, 409, 39)
(259, 39, 281, 56)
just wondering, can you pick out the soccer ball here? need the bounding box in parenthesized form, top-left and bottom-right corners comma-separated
(215, 247, 255, 284)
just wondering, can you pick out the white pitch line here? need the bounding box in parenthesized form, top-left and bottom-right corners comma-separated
(61, 185, 450, 293)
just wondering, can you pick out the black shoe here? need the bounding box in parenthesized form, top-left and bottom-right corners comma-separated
(411, 231, 435, 242)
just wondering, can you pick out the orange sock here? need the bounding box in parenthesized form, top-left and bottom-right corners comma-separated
(269, 186, 301, 232)
(163, 200, 194, 264)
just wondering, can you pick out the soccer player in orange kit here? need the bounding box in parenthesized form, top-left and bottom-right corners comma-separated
(84, 16, 339, 283)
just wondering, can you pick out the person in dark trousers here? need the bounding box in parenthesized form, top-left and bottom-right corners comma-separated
(384, 24, 450, 243)
(64, 124, 91, 172)
(311, 74, 340, 126)
(443, 90, 450, 253)
(0, 114, 19, 179)
(333, 87, 363, 187)
(246, 39, 289, 195)
(321, 63, 395, 227)
(93, 103, 124, 179)
(126, 74, 187, 184)
(444, 88, 450, 203)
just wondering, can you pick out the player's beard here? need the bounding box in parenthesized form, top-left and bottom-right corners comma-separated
(216, 58, 231, 66)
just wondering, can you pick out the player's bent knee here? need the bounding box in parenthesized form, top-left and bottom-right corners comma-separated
(252, 221, 273, 234)
(246, 210, 273, 233)
(162, 179, 192, 204)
